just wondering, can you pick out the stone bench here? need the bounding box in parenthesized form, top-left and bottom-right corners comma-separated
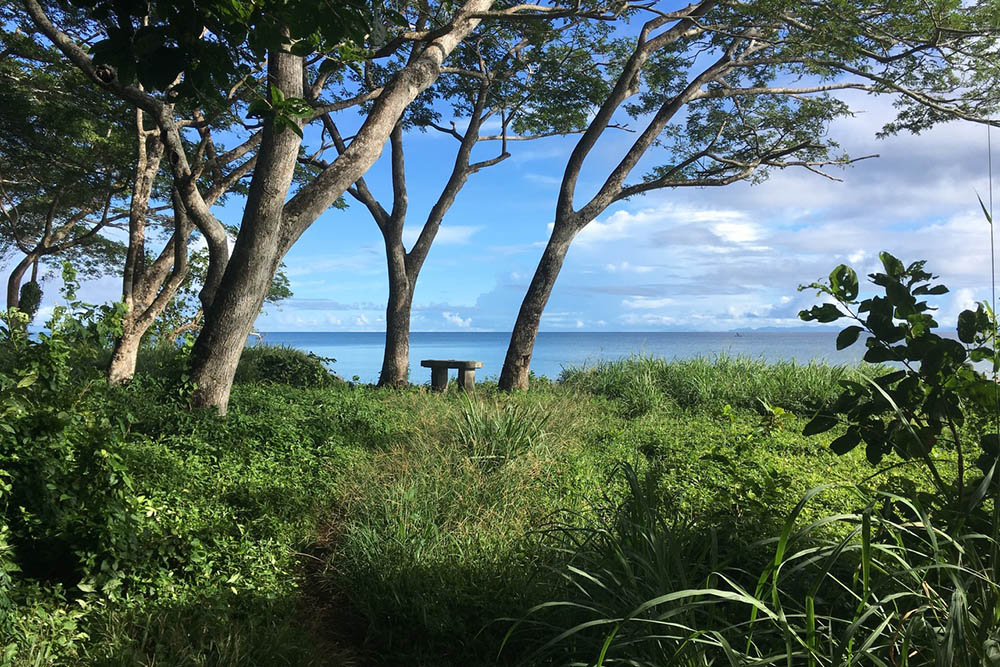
(420, 359, 483, 392)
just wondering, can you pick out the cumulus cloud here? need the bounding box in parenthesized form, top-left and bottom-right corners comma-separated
(402, 224, 482, 249)
(443, 311, 472, 328)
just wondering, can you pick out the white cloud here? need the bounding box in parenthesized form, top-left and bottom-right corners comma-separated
(606, 261, 656, 274)
(402, 224, 482, 249)
(576, 319, 584, 328)
(443, 311, 472, 328)
(711, 221, 763, 244)
(623, 297, 675, 309)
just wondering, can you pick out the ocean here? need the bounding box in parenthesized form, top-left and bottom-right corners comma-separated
(251, 331, 863, 384)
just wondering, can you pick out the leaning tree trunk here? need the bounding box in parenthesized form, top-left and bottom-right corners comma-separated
(379, 242, 415, 387)
(6, 253, 36, 311)
(498, 225, 577, 390)
(107, 323, 143, 384)
(188, 50, 304, 414)
(107, 121, 170, 385)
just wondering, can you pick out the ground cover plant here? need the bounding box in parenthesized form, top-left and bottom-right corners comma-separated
(505, 253, 999, 666)
(1, 253, 992, 665)
(0, 323, 880, 664)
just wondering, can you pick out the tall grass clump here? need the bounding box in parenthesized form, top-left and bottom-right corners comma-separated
(508, 474, 1000, 666)
(321, 395, 568, 663)
(561, 355, 860, 415)
(504, 463, 729, 666)
(456, 397, 551, 467)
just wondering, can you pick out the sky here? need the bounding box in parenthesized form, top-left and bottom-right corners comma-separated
(18, 84, 999, 334)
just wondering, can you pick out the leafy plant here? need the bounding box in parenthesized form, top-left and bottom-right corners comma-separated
(456, 398, 551, 468)
(233, 344, 338, 387)
(799, 251, 998, 506)
(17, 281, 42, 324)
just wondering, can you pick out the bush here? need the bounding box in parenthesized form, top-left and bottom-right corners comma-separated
(0, 308, 147, 603)
(561, 355, 859, 415)
(234, 345, 339, 387)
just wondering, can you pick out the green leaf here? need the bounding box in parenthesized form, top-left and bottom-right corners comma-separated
(978, 192, 993, 226)
(830, 428, 861, 455)
(800, 303, 842, 323)
(879, 251, 904, 278)
(957, 309, 978, 344)
(16, 374, 37, 389)
(803, 413, 838, 436)
(829, 264, 859, 301)
(836, 326, 863, 350)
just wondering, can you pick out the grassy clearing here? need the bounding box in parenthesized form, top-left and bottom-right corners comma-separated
(1, 352, 944, 665)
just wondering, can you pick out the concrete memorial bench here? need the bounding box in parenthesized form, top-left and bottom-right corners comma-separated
(420, 359, 483, 392)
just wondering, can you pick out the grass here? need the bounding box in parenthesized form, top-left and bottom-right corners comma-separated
(561, 354, 868, 414)
(1, 354, 950, 665)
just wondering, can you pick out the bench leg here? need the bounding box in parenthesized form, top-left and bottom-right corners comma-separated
(431, 367, 449, 392)
(457, 369, 475, 392)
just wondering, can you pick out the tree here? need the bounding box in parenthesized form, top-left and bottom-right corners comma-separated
(498, 0, 1000, 390)
(0, 14, 134, 317)
(106, 106, 262, 384)
(142, 245, 293, 349)
(27, 0, 626, 412)
(315, 13, 618, 386)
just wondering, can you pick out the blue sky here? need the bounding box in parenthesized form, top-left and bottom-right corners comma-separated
(21, 90, 999, 333)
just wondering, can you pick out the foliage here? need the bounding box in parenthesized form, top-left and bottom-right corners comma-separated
(0, 14, 132, 287)
(561, 355, 860, 414)
(0, 291, 137, 606)
(66, 0, 375, 100)
(504, 463, 726, 666)
(455, 397, 551, 468)
(16, 281, 41, 323)
(506, 471, 1000, 666)
(232, 344, 338, 388)
(0, 341, 948, 664)
(799, 252, 998, 506)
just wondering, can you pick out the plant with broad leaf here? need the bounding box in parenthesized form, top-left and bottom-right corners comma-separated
(798, 251, 998, 508)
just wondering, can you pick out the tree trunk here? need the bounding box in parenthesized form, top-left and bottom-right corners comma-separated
(107, 320, 142, 384)
(379, 242, 414, 387)
(107, 121, 171, 386)
(498, 224, 577, 390)
(188, 50, 304, 414)
(6, 254, 35, 310)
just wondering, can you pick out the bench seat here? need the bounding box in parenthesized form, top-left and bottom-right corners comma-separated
(420, 359, 483, 391)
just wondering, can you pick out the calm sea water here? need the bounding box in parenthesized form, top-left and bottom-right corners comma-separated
(251, 331, 863, 384)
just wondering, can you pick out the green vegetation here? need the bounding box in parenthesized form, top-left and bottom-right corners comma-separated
(1, 253, 997, 665)
(0, 337, 936, 665)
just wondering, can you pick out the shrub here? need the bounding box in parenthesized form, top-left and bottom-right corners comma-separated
(0, 308, 142, 600)
(234, 344, 339, 387)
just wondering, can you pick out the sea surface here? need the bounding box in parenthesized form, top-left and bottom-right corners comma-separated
(251, 331, 864, 384)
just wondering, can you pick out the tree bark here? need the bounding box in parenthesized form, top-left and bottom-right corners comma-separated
(188, 49, 305, 413)
(498, 224, 577, 390)
(107, 322, 142, 384)
(107, 205, 192, 384)
(107, 115, 175, 385)
(379, 241, 414, 387)
(5, 253, 34, 311)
